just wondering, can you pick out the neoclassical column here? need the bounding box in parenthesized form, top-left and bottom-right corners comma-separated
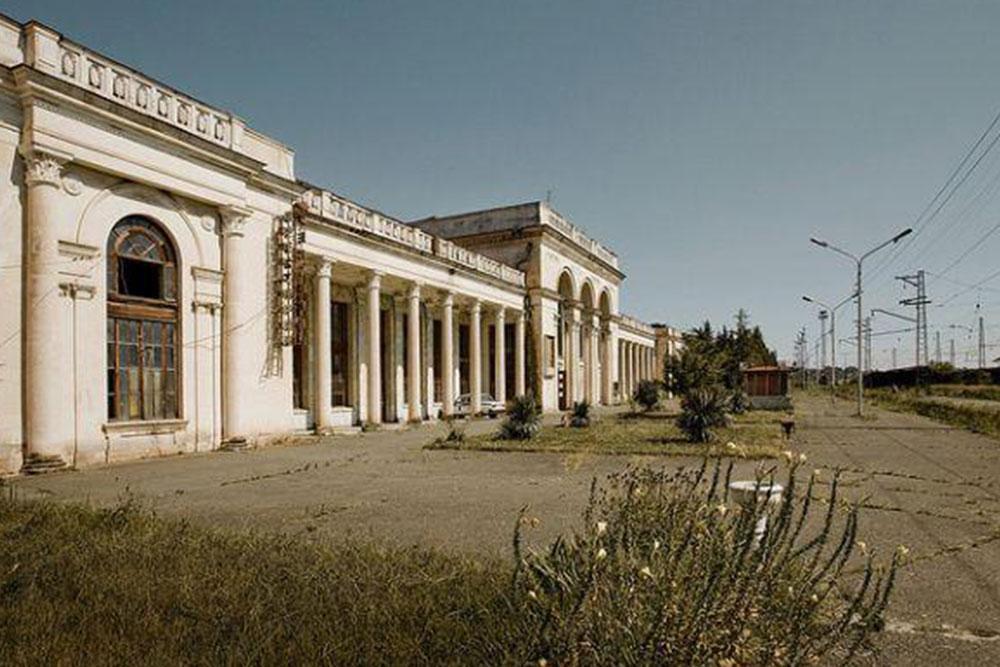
(470, 299, 482, 415)
(313, 259, 333, 432)
(22, 148, 72, 464)
(366, 271, 382, 425)
(589, 315, 600, 404)
(514, 310, 526, 397)
(632, 343, 640, 387)
(494, 307, 506, 404)
(220, 204, 252, 443)
(565, 304, 579, 405)
(441, 293, 455, 417)
(602, 325, 614, 405)
(407, 283, 422, 422)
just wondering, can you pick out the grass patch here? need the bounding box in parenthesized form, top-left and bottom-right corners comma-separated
(866, 388, 1000, 438)
(922, 384, 1000, 403)
(0, 460, 896, 665)
(426, 410, 790, 458)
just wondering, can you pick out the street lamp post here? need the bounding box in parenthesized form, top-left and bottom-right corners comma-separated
(810, 228, 912, 416)
(802, 291, 856, 399)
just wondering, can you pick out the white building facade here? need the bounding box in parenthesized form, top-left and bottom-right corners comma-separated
(0, 18, 662, 475)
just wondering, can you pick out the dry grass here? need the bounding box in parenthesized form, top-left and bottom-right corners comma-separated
(0, 459, 896, 666)
(427, 410, 790, 459)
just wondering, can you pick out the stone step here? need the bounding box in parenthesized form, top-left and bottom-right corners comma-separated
(22, 454, 69, 475)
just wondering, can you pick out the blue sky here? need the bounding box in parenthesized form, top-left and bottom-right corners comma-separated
(11, 1, 1000, 365)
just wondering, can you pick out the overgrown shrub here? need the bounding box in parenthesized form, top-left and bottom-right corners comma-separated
(570, 400, 591, 428)
(442, 419, 465, 443)
(730, 388, 751, 414)
(633, 380, 661, 412)
(512, 461, 900, 666)
(678, 385, 730, 442)
(498, 394, 541, 440)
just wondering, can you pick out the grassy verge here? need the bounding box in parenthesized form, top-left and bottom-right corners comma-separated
(0, 460, 896, 666)
(922, 384, 1000, 402)
(426, 410, 790, 458)
(865, 388, 1000, 438)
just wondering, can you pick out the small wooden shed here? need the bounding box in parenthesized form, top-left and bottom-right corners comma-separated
(744, 366, 791, 410)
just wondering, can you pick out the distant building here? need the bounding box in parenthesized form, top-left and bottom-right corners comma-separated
(744, 366, 792, 410)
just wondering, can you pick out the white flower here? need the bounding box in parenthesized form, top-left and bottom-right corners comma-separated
(716, 503, 728, 517)
(782, 450, 794, 463)
(596, 521, 608, 536)
(639, 566, 654, 579)
(810, 593, 819, 603)
(897, 545, 910, 559)
(596, 548, 607, 561)
(652, 539, 661, 551)
(726, 441, 737, 450)
(538, 660, 548, 667)
(798, 453, 807, 463)
(856, 541, 868, 555)
(528, 590, 538, 601)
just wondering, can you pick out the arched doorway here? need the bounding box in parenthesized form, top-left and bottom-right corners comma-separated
(106, 216, 180, 421)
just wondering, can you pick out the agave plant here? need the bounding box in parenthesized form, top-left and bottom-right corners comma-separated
(729, 388, 751, 415)
(569, 400, 591, 428)
(678, 385, 729, 443)
(498, 394, 541, 440)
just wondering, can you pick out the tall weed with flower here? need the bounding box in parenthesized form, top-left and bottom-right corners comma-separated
(511, 459, 900, 666)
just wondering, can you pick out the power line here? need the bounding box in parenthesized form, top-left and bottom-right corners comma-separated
(868, 106, 1000, 284)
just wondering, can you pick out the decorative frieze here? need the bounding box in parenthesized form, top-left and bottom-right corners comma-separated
(299, 188, 526, 288)
(542, 204, 620, 269)
(42, 35, 243, 152)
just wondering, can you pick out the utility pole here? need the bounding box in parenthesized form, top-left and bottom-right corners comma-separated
(979, 314, 986, 369)
(796, 327, 808, 388)
(811, 227, 912, 416)
(864, 317, 872, 373)
(935, 330, 942, 364)
(892, 346, 897, 369)
(950, 337, 956, 367)
(896, 270, 930, 366)
(819, 310, 829, 384)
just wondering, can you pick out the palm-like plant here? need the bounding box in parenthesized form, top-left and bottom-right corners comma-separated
(498, 394, 542, 440)
(569, 400, 591, 428)
(678, 386, 729, 443)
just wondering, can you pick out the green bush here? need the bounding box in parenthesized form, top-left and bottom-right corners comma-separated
(730, 388, 751, 414)
(513, 462, 900, 666)
(678, 385, 730, 442)
(570, 400, 591, 428)
(498, 394, 541, 440)
(633, 380, 661, 412)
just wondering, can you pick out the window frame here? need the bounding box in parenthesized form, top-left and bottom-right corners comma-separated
(106, 216, 181, 422)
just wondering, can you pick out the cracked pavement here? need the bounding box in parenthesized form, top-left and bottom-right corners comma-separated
(11, 395, 1000, 664)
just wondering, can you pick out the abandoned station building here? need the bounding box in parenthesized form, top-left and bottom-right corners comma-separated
(0, 18, 674, 474)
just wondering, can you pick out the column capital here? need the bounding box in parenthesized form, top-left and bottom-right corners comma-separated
(314, 257, 334, 278)
(219, 205, 252, 238)
(441, 291, 454, 307)
(469, 298, 482, 314)
(407, 282, 421, 299)
(366, 270, 383, 289)
(22, 148, 68, 188)
(494, 306, 506, 323)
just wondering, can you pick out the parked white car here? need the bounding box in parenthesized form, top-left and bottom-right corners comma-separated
(453, 393, 505, 418)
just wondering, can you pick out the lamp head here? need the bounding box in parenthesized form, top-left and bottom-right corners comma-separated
(809, 237, 829, 248)
(892, 228, 913, 243)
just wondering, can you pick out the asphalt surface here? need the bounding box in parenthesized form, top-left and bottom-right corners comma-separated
(11, 395, 1000, 664)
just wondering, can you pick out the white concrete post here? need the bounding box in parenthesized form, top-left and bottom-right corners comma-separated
(565, 305, 579, 406)
(313, 259, 333, 431)
(407, 283, 421, 422)
(470, 299, 482, 415)
(494, 307, 506, 403)
(22, 149, 72, 463)
(442, 293, 455, 417)
(589, 315, 600, 404)
(514, 310, 526, 397)
(366, 271, 382, 424)
(220, 205, 251, 443)
(602, 325, 614, 405)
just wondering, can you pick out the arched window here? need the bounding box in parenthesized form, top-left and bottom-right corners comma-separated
(106, 216, 179, 421)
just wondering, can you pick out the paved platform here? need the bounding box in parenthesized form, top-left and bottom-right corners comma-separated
(11, 397, 1000, 664)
